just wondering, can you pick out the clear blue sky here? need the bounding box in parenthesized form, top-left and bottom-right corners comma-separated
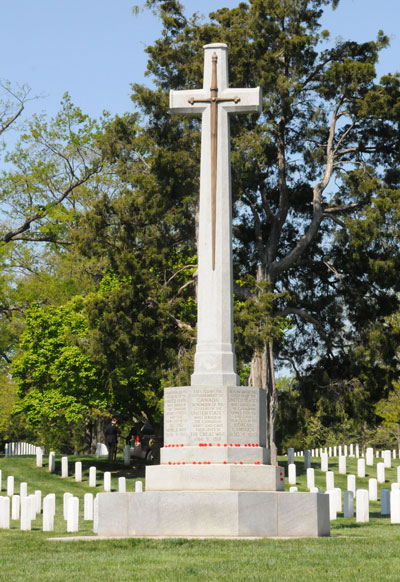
(1, 0, 399, 123)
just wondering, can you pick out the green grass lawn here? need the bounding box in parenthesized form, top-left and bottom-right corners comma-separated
(1, 454, 400, 582)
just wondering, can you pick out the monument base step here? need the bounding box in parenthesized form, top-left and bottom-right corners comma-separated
(161, 445, 268, 464)
(145, 464, 284, 491)
(97, 491, 330, 538)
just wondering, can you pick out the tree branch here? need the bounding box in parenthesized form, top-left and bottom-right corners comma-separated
(278, 306, 331, 345)
(0, 169, 99, 244)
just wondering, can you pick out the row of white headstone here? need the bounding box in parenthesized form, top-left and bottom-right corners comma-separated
(289, 448, 396, 471)
(290, 446, 399, 462)
(0, 474, 144, 532)
(289, 486, 400, 523)
(5, 443, 43, 458)
(43, 448, 132, 479)
(288, 464, 400, 493)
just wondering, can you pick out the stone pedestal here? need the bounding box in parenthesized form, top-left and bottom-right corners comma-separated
(97, 385, 330, 538)
(97, 490, 329, 538)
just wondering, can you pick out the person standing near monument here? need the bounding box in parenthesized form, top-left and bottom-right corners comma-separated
(104, 418, 120, 462)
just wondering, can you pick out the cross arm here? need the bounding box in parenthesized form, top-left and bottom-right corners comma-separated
(220, 87, 263, 114)
(169, 89, 208, 115)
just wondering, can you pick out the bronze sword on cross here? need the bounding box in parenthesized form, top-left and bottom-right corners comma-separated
(188, 52, 240, 271)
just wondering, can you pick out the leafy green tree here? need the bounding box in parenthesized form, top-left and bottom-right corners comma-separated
(12, 297, 107, 452)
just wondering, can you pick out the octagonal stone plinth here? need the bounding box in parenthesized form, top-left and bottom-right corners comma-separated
(97, 491, 330, 538)
(145, 464, 284, 491)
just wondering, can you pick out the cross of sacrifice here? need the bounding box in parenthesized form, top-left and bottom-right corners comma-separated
(170, 44, 262, 387)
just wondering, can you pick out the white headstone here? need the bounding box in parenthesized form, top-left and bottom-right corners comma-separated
(61, 456, 68, 478)
(383, 449, 391, 469)
(288, 463, 296, 485)
(347, 474, 356, 496)
(326, 471, 335, 491)
(36, 448, 43, 468)
(338, 445, 342, 457)
(381, 488, 390, 515)
(0, 496, 10, 529)
(48, 451, 56, 473)
(328, 447, 332, 457)
(377, 462, 385, 484)
(289, 486, 298, 492)
(20, 482, 28, 498)
(368, 478, 378, 501)
(356, 489, 369, 522)
(338, 455, 346, 475)
(89, 466, 96, 487)
(20, 496, 31, 531)
(63, 492, 73, 520)
(93, 495, 99, 534)
(393, 449, 397, 459)
(104, 471, 111, 492)
(397, 466, 400, 484)
(42, 494, 55, 531)
(306, 468, 315, 490)
(366, 447, 374, 466)
(344, 445, 348, 457)
(75, 461, 82, 482)
(390, 490, 400, 524)
(135, 480, 143, 493)
(355, 444, 360, 458)
(95, 443, 108, 458)
(84, 493, 94, 521)
(333, 446, 337, 457)
(326, 491, 337, 520)
(7, 476, 14, 497)
(67, 496, 79, 533)
(357, 458, 365, 478)
(392, 482, 400, 491)
(320, 452, 328, 472)
(118, 477, 126, 493)
(344, 491, 354, 517)
(11, 495, 20, 520)
(349, 444, 354, 457)
(310, 486, 319, 493)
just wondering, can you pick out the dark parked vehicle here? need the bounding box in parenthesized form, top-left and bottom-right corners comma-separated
(126, 421, 157, 463)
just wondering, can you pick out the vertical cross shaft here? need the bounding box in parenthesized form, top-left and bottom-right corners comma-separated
(188, 52, 241, 270)
(169, 44, 262, 386)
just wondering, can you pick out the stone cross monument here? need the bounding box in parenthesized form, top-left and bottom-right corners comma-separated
(97, 44, 329, 538)
(170, 43, 261, 387)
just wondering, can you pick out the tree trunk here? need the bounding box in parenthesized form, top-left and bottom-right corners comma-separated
(249, 341, 278, 465)
(266, 340, 278, 465)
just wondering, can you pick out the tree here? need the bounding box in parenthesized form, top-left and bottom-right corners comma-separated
(0, 80, 31, 138)
(0, 93, 104, 246)
(0, 93, 113, 377)
(12, 297, 107, 452)
(127, 0, 400, 461)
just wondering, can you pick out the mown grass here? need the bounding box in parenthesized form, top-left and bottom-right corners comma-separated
(0, 454, 400, 581)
